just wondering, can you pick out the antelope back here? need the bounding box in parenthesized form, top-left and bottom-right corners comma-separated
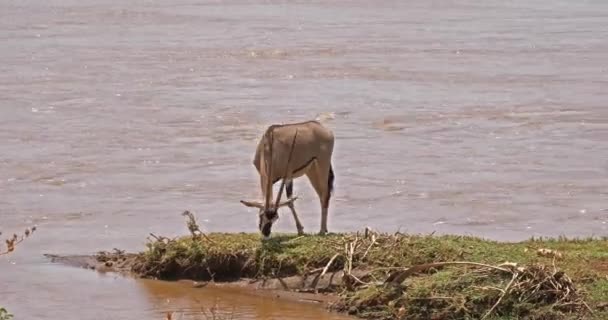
(264, 121, 333, 182)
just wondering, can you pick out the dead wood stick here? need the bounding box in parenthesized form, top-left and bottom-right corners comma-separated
(349, 273, 369, 286)
(361, 234, 377, 260)
(286, 235, 305, 243)
(321, 253, 340, 279)
(481, 271, 519, 320)
(346, 236, 359, 274)
(305, 267, 324, 275)
(410, 296, 454, 301)
(582, 301, 595, 315)
(347, 242, 354, 275)
(311, 253, 340, 289)
(148, 233, 160, 240)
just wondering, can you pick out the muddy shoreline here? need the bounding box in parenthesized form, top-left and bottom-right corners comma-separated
(44, 231, 608, 320)
(43, 251, 353, 307)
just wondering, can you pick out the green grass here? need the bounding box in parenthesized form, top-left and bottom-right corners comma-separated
(134, 232, 350, 280)
(132, 232, 608, 320)
(0, 307, 13, 320)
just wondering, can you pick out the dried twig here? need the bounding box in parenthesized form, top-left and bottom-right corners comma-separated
(311, 253, 340, 290)
(285, 235, 305, 243)
(361, 233, 377, 260)
(340, 234, 372, 289)
(148, 233, 170, 244)
(481, 271, 519, 320)
(582, 301, 595, 315)
(321, 253, 341, 279)
(346, 236, 358, 275)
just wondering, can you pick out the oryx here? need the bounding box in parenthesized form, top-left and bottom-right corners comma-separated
(240, 120, 335, 238)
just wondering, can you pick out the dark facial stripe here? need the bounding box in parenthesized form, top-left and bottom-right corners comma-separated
(262, 222, 272, 237)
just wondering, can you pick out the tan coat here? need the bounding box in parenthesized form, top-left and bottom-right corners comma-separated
(241, 120, 335, 237)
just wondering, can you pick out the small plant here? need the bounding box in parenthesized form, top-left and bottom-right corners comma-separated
(2, 225, 37, 319)
(0, 307, 14, 320)
(181, 210, 214, 243)
(1, 226, 37, 256)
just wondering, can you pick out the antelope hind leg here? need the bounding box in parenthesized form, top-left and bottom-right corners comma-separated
(305, 167, 330, 235)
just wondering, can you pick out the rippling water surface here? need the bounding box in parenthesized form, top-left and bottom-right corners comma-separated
(1, 0, 607, 319)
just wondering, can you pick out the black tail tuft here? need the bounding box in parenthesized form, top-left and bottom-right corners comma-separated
(323, 164, 335, 208)
(286, 180, 294, 198)
(328, 165, 335, 195)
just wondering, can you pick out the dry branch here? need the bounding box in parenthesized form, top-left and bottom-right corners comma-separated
(361, 233, 377, 260)
(311, 253, 340, 290)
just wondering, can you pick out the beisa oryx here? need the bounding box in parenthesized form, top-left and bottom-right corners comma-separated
(240, 120, 335, 239)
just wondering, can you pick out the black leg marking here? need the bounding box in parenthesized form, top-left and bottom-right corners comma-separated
(286, 180, 293, 198)
(325, 165, 335, 207)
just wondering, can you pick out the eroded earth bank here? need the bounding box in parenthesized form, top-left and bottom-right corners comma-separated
(46, 226, 608, 320)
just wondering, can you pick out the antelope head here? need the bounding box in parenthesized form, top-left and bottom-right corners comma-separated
(240, 129, 299, 239)
(239, 197, 298, 239)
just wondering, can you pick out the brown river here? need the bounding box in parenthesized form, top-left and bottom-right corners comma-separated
(1, 0, 607, 319)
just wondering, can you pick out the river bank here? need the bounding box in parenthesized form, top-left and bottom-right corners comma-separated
(46, 229, 608, 320)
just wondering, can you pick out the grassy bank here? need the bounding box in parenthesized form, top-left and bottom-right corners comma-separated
(131, 229, 608, 320)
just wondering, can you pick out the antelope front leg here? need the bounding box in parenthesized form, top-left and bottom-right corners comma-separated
(286, 181, 304, 235)
(287, 203, 304, 235)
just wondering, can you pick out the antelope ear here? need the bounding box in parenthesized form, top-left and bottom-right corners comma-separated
(278, 196, 299, 208)
(240, 200, 264, 209)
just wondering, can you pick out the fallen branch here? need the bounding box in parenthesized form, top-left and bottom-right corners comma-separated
(385, 261, 513, 285)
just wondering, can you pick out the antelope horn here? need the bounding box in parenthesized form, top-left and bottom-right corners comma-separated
(274, 129, 299, 209)
(264, 129, 274, 209)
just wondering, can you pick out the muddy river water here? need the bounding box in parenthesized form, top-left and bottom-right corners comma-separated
(1, 0, 607, 319)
